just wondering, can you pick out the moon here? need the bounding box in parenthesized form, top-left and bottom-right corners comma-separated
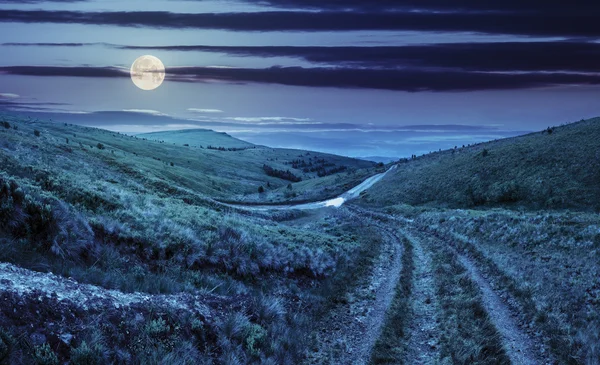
(130, 55, 165, 91)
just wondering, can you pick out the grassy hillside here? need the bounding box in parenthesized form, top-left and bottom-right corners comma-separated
(0, 114, 376, 205)
(138, 128, 255, 149)
(0, 114, 384, 363)
(361, 117, 600, 211)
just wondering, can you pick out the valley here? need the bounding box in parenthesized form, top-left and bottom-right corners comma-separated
(0, 114, 598, 364)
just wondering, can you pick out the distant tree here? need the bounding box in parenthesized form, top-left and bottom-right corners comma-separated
(482, 149, 489, 157)
(170, 162, 174, 167)
(287, 183, 293, 190)
(1, 121, 10, 129)
(34, 129, 41, 137)
(546, 127, 554, 135)
(96, 143, 105, 150)
(258, 186, 265, 193)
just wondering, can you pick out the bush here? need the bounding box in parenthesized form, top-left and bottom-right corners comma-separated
(1, 121, 10, 129)
(481, 149, 489, 157)
(258, 186, 265, 194)
(263, 165, 302, 182)
(96, 143, 105, 150)
(32, 343, 59, 365)
(70, 341, 104, 365)
(34, 129, 41, 137)
(0, 328, 14, 363)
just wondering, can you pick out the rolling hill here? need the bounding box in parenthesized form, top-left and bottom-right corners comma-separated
(0, 113, 383, 363)
(361, 117, 600, 211)
(137, 128, 255, 149)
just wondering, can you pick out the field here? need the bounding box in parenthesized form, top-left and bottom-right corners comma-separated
(0, 114, 598, 364)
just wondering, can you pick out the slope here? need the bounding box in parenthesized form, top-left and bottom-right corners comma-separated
(361, 117, 600, 211)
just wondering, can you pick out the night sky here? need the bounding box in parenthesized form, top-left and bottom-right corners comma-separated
(1, 0, 599, 159)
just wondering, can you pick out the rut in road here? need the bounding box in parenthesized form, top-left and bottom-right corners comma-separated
(306, 219, 404, 365)
(455, 252, 544, 365)
(402, 231, 442, 365)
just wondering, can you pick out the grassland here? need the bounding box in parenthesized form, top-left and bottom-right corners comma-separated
(0, 114, 384, 364)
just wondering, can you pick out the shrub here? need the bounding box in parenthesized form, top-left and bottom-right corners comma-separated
(70, 341, 104, 365)
(0, 328, 14, 363)
(34, 129, 41, 137)
(96, 143, 105, 150)
(258, 186, 265, 194)
(170, 162, 174, 167)
(32, 343, 59, 365)
(146, 318, 170, 339)
(1, 121, 10, 129)
(245, 324, 267, 357)
(263, 165, 301, 182)
(481, 149, 489, 157)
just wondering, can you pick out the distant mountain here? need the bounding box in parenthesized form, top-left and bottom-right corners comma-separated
(362, 117, 600, 211)
(137, 128, 254, 149)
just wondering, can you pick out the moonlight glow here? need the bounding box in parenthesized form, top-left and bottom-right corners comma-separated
(130, 55, 165, 91)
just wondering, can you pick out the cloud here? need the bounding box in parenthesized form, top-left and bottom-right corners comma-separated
(2, 65, 600, 92)
(187, 108, 224, 113)
(122, 109, 168, 116)
(232, 0, 600, 14)
(0, 9, 599, 37)
(225, 116, 313, 123)
(0, 66, 128, 78)
(0, 93, 19, 99)
(113, 42, 600, 73)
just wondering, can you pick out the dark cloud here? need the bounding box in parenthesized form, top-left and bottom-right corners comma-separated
(2, 42, 98, 47)
(0, 9, 598, 37)
(7, 41, 600, 73)
(0, 0, 84, 3)
(113, 42, 600, 73)
(238, 0, 600, 14)
(2, 65, 600, 92)
(0, 66, 128, 78)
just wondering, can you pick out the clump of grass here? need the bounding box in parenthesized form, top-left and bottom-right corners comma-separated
(0, 328, 14, 363)
(70, 341, 105, 365)
(32, 343, 59, 365)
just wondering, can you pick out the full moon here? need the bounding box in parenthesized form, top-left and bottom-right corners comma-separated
(130, 55, 165, 91)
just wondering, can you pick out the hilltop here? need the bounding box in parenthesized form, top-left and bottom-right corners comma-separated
(137, 128, 254, 149)
(361, 117, 600, 211)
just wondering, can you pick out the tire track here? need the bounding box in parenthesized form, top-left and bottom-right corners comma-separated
(306, 216, 404, 365)
(455, 253, 540, 365)
(402, 232, 442, 365)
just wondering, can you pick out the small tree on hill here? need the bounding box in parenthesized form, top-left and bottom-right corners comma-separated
(258, 186, 265, 193)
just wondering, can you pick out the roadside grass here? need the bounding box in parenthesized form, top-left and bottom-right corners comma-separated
(369, 233, 414, 364)
(405, 208, 599, 364)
